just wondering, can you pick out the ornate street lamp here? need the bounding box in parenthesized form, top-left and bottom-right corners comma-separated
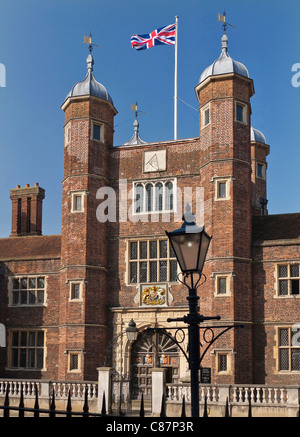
(166, 205, 212, 418)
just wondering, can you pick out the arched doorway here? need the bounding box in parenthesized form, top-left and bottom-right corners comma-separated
(130, 330, 180, 400)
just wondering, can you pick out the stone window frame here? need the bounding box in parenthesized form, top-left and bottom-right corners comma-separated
(256, 162, 266, 180)
(275, 325, 300, 373)
(212, 272, 233, 297)
(235, 100, 248, 125)
(214, 349, 232, 375)
(90, 120, 104, 143)
(66, 350, 83, 373)
(126, 238, 178, 286)
(212, 176, 233, 201)
(200, 102, 211, 129)
(70, 190, 88, 213)
(275, 262, 300, 298)
(132, 178, 177, 215)
(8, 275, 47, 307)
(8, 329, 46, 370)
(68, 280, 84, 302)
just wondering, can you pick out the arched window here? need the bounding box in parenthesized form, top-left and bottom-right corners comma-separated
(135, 184, 144, 213)
(165, 181, 173, 211)
(155, 183, 163, 211)
(146, 184, 153, 212)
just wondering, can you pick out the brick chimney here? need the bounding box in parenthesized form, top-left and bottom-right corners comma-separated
(10, 183, 45, 236)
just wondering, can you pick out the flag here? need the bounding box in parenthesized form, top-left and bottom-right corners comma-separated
(131, 23, 176, 51)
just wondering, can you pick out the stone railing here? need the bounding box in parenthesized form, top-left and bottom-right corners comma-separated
(166, 383, 298, 406)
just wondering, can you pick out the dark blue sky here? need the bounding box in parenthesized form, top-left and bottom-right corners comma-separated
(0, 0, 299, 237)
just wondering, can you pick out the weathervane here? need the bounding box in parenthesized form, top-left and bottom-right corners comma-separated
(83, 33, 102, 53)
(131, 102, 145, 120)
(217, 11, 236, 33)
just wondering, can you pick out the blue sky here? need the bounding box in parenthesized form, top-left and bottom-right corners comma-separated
(0, 0, 299, 237)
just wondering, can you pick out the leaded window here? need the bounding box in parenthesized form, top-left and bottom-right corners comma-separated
(278, 264, 300, 296)
(133, 179, 175, 214)
(278, 327, 300, 371)
(11, 277, 45, 305)
(10, 330, 44, 369)
(129, 239, 177, 284)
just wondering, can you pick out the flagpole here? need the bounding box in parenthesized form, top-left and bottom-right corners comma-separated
(174, 15, 178, 140)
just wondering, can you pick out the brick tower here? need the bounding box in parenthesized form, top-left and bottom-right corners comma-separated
(59, 53, 117, 380)
(195, 32, 255, 383)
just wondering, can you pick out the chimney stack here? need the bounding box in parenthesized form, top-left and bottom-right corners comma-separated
(9, 183, 45, 236)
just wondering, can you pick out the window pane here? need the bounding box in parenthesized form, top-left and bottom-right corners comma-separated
(279, 329, 289, 346)
(150, 261, 157, 282)
(20, 349, 27, 367)
(165, 182, 173, 210)
(160, 240, 167, 258)
(71, 354, 79, 370)
(218, 182, 226, 199)
(12, 332, 19, 346)
(37, 277, 45, 289)
(279, 265, 288, 277)
(93, 124, 101, 140)
(291, 265, 299, 277)
(13, 279, 19, 289)
(29, 278, 36, 289)
(159, 261, 167, 282)
(257, 164, 263, 178)
(292, 349, 300, 371)
(218, 278, 227, 294)
(204, 109, 210, 125)
(130, 262, 137, 284)
(135, 184, 144, 213)
(140, 241, 147, 259)
(37, 349, 44, 368)
(236, 104, 243, 122)
(170, 260, 177, 282)
(21, 278, 27, 289)
(279, 349, 289, 370)
(21, 291, 27, 304)
(74, 195, 82, 211)
(29, 291, 36, 304)
(155, 183, 163, 211)
(12, 349, 18, 367)
(29, 332, 35, 346)
(29, 349, 35, 368)
(37, 332, 44, 347)
(219, 354, 227, 371)
(37, 290, 44, 303)
(150, 241, 157, 259)
(279, 280, 288, 295)
(72, 284, 80, 299)
(291, 280, 300, 295)
(146, 184, 153, 212)
(12, 291, 19, 305)
(130, 242, 138, 260)
(140, 262, 147, 283)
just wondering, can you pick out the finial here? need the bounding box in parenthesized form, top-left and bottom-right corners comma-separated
(86, 53, 94, 72)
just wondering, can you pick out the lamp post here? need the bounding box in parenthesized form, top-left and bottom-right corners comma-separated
(165, 205, 212, 418)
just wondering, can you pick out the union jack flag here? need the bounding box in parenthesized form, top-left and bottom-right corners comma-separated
(131, 23, 176, 50)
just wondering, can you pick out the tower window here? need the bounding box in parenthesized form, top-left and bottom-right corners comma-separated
(91, 122, 103, 142)
(214, 177, 231, 201)
(201, 103, 210, 128)
(70, 191, 86, 213)
(235, 101, 247, 124)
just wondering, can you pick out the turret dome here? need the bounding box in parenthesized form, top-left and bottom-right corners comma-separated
(199, 33, 249, 84)
(63, 53, 114, 105)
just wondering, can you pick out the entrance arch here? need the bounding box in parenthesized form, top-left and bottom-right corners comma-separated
(130, 329, 179, 400)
